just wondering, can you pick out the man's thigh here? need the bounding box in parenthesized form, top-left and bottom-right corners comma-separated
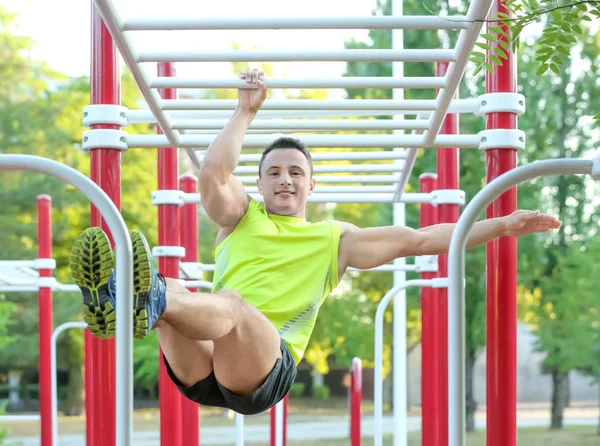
(212, 295, 283, 396)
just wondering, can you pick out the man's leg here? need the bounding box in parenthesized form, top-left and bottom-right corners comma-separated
(157, 278, 282, 396)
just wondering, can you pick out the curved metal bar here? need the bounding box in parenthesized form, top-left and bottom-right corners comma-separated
(447, 156, 597, 446)
(0, 155, 134, 446)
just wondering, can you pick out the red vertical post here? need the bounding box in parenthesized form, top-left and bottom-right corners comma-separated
(350, 357, 362, 446)
(88, 5, 120, 446)
(436, 60, 460, 446)
(179, 175, 199, 445)
(418, 173, 439, 446)
(157, 62, 183, 446)
(486, 2, 518, 446)
(37, 195, 53, 446)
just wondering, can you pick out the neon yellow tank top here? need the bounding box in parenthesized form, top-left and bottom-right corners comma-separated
(212, 199, 340, 364)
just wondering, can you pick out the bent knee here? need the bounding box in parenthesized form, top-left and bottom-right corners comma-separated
(215, 289, 258, 324)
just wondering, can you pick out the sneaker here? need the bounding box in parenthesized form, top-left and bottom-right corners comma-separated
(130, 230, 167, 339)
(69, 227, 116, 339)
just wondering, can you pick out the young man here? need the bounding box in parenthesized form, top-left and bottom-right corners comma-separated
(70, 69, 561, 416)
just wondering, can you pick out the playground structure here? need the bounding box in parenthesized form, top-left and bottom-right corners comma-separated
(0, 0, 599, 445)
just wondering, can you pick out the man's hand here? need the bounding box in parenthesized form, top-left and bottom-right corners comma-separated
(502, 210, 562, 237)
(238, 69, 267, 113)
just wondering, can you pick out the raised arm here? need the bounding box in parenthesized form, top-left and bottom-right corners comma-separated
(338, 210, 561, 272)
(199, 69, 267, 229)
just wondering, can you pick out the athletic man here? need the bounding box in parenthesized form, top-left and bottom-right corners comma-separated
(70, 69, 561, 415)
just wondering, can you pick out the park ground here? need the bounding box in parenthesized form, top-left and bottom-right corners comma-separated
(2, 398, 598, 445)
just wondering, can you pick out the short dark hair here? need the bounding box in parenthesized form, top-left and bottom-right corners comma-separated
(258, 137, 313, 177)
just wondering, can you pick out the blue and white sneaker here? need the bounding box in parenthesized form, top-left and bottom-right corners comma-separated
(69, 227, 116, 339)
(130, 230, 167, 339)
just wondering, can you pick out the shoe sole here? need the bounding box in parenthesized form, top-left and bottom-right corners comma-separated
(130, 230, 154, 339)
(69, 228, 115, 338)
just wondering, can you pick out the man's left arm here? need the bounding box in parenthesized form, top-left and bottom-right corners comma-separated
(338, 210, 561, 271)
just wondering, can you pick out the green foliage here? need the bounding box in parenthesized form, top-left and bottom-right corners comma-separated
(289, 382, 306, 398)
(311, 385, 331, 401)
(0, 400, 7, 444)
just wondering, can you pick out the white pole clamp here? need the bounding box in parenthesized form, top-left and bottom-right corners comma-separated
(476, 93, 526, 116)
(430, 190, 465, 206)
(152, 246, 186, 258)
(82, 129, 129, 152)
(82, 105, 129, 127)
(34, 258, 57, 270)
(38, 277, 58, 289)
(152, 190, 185, 206)
(414, 255, 438, 273)
(478, 129, 526, 151)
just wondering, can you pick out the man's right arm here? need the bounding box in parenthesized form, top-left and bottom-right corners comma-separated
(199, 70, 266, 229)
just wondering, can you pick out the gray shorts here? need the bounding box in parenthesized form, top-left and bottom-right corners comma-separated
(163, 339, 296, 415)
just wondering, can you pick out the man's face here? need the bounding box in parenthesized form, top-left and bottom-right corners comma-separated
(257, 148, 315, 217)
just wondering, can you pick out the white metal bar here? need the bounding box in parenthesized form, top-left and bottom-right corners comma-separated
(0, 260, 39, 269)
(424, 0, 494, 146)
(237, 175, 399, 184)
(248, 193, 430, 203)
(51, 322, 87, 446)
(374, 280, 434, 446)
(447, 157, 597, 446)
(127, 134, 480, 149)
(123, 16, 470, 31)
(173, 119, 431, 131)
(92, 0, 183, 152)
(209, 151, 408, 163)
(245, 186, 397, 193)
(235, 164, 403, 174)
(152, 77, 446, 90)
(161, 99, 478, 111)
(235, 413, 244, 446)
(0, 415, 41, 421)
(128, 109, 434, 123)
(275, 399, 284, 446)
(182, 263, 426, 273)
(0, 154, 135, 446)
(393, 110, 429, 200)
(141, 49, 454, 63)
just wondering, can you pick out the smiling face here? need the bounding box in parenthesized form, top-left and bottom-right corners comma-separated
(257, 148, 316, 218)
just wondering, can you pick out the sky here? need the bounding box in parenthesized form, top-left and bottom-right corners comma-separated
(3, 0, 379, 80)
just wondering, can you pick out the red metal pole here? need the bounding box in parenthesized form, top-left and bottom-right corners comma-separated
(179, 175, 199, 445)
(418, 173, 439, 446)
(157, 62, 183, 446)
(270, 394, 289, 446)
(88, 5, 120, 446)
(435, 60, 460, 446)
(350, 357, 362, 446)
(486, 3, 518, 446)
(37, 195, 53, 446)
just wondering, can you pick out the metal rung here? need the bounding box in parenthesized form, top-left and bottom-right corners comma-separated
(234, 164, 403, 174)
(249, 193, 426, 203)
(128, 109, 433, 123)
(237, 175, 399, 184)
(161, 99, 479, 112)
(246, 186, 397, 193)
(127, 133, 480, 149)
(122, 16, 470, 31)
(172, 119, 430, 131)
(194, 151, 408, 162)
(140, 49, 454, 63)
(151, 77, 446, 90)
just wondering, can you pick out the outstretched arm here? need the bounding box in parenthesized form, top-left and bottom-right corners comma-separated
(338, 210, 561, 271)
(199, 69, 267, 229)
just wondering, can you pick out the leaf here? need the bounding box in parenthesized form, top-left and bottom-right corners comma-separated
(537, 64, 549, 75)
(475, 42, 492, 50)
(556, 45, 570, 56)
(581, 15, 593, 21)
(489, 25, 505, 34)
(483, 61, 496, 74)
(490, 54, 504, 66)
(593, 112, 600, 120)
(549, 63, 561, 75)
(494, 47, 507, 59)
(552, 55, 564, 65)
(498, 39, 511, 51)
(572, 25, 583, 35)
(575, 2, 588, 11)
(481, 33, 499, 42)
